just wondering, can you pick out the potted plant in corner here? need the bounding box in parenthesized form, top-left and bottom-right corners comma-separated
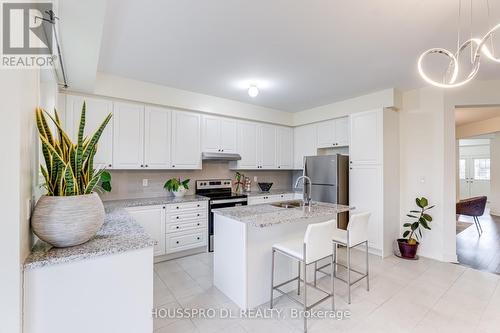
(31, 103, 113, 248)
(164, 178, 190, 197)
(398, 197, 434, 259)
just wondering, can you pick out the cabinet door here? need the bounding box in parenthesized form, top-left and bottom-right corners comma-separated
(350, 109, 382, 165)
(220, 118, 237, 153)
(65, 95, 113, 169)
(316, 120, 336, 148)
(112, 102, 144, 169)
(293, 124, 317, 169)
(276, 126, 293, 169)
(349, 165, 383, 252)
(171, 111, 201, 169)
(127, 206, 165, 256)
(202, 116, 221, 153)
(335, 117, 349, 146)
(259, 125, 277, 169)
(144, 106, 171, 169)
(236, 121, 259, 169)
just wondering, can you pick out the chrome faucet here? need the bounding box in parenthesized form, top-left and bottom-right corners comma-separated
(295, 176, 312, 206)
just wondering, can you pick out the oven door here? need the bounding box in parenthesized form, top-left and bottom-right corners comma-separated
(209, 197, 247, 252)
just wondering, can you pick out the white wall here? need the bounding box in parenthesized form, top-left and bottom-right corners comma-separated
(0, 69, 41, 333)
(490, 134, 500, 216)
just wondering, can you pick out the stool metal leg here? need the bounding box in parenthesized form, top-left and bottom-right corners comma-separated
(314, 262, 317, 287)
(331, 244, 335, 310)
(365, 241, 369, 291)
(297, 262, 301, 295)
(347, 244, 351, 304)
(303, 245, 307, 333)
(270, 249, 275, 308)
(333, 243, 337, 279)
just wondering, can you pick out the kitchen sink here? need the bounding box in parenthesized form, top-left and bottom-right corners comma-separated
(271, 200, 307, 209)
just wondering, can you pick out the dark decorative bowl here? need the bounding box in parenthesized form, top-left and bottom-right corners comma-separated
(258, 182, 273, 192)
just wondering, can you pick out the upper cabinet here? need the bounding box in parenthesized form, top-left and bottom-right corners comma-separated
(172, 111, 201, 169)
(144, 106, 172, 169)
(202, 115, 237, 153)
(258, 124, 277, 169)
(65, 95, 113, 169)
(349, 110, 382, 165)
(316, 117, 349, 148)
(113, 102, 145, 169)
(276, 126, 293, 169)
(293, 124, 317, 169)
(234, 121, 259, 169)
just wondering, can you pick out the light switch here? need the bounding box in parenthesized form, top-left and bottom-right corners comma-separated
(142, 179, 148, 187)
(420, 177, 425, 184)
(253, 176, 258, 182)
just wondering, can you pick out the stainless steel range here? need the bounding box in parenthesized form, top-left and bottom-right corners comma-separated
(195, 179, 247, 252)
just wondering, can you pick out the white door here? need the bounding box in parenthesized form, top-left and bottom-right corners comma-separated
(220, 118, 237, 153)
(144, 106, 171, 169)
(171, 111, 201, 169)
(460, 156, 491, 200)
(127, 206, 165, 256)
(276, 126, 293, 169)
(259, 125, 277, 169)
(316, 120, 336, 148)
(65, 95, 113, 169)
(349, 109, 382, 165)
(112, 102, 144, 169)
(349, 164, 383, 251)
(202, 116, 221, 153)
(236, 121, 259, 169)
(335, 117, 349, 146)
(293, 124, 317, 169)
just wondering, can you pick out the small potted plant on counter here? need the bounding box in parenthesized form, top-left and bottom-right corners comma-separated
(31, 104, 112, 248)
(164, 178, 190, 197)
(398, 197, 434, 259)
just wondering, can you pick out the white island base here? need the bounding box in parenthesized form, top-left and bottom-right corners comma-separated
(214, 212, 338, 310)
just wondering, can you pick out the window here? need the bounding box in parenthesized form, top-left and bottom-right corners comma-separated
(474, 158, 490, 180)
(459, 159, 466, 179)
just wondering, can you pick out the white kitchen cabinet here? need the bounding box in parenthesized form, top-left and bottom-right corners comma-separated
(348, 108, 399, 257)
(259, 124, 277, 169)
(202, 115, 237, 153)
(349, 110, 382, 165)
(247, 192, 295, 205)
(126, 205, 166, 256)
(165, 201, 208, 254)
(317, 117, 349, 148)
(113, 102, 145, 169)
(293, 124, 317, 169)
(234, 121, 259, 169)
(144, 106, 172, 169)
(171, 111, 201, 169)
(65, 95, 113, 169)
(276, 126, 293, 169)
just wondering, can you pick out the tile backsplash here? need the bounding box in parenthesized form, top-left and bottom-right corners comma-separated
(100, 161, 294, 200)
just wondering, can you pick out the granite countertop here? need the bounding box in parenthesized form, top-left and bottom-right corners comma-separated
(24, 195, 208, 270)
(213, 201, 353, 228)
(244, 189, 301, 197)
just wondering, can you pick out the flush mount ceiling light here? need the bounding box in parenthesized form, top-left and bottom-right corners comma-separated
(418, 0, 500, 88)
(248, 85, 259, 97)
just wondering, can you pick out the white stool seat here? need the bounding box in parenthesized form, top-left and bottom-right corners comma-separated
(273, 239, 304, 261)
(331, 228, 348, 245)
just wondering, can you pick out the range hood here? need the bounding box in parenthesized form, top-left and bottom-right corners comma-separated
(202, 152, 241, 161)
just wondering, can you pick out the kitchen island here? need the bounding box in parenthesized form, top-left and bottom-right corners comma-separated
(213, 201, 351, 310)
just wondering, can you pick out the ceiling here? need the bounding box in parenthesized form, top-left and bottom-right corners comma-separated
(455, 106, 500, 126)
(98, 0, 500, 112)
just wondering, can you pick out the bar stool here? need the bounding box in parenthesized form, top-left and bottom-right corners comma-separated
(270, 220, 336, 333)
(317, 212, 370, 304)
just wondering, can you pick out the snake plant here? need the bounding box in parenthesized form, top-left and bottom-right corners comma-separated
(36, 102, 112, 196)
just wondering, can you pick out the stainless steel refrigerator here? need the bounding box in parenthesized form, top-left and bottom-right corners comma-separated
(304, 154, 349, 229)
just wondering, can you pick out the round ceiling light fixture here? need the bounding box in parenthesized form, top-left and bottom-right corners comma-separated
(248, 85, 259, 97)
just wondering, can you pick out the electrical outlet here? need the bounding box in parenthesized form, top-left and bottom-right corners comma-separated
(142, 179, 148, 187)
(253, 176, 258, 182)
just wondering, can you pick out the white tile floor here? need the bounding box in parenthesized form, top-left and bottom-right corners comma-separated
(153, 249, 500, 333)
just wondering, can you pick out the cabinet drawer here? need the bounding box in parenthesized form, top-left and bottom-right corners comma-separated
(166, 201, 208, 213)
(168, 210, 207, 223)
(166, 229, 207, 253)
(166, 219, 206, 233)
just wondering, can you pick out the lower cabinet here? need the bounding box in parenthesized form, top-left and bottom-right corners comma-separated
(248, 193, 295, 205)
(126, 200, 208, 257)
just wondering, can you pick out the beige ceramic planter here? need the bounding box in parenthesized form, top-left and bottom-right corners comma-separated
(31, 193, 105, 247)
